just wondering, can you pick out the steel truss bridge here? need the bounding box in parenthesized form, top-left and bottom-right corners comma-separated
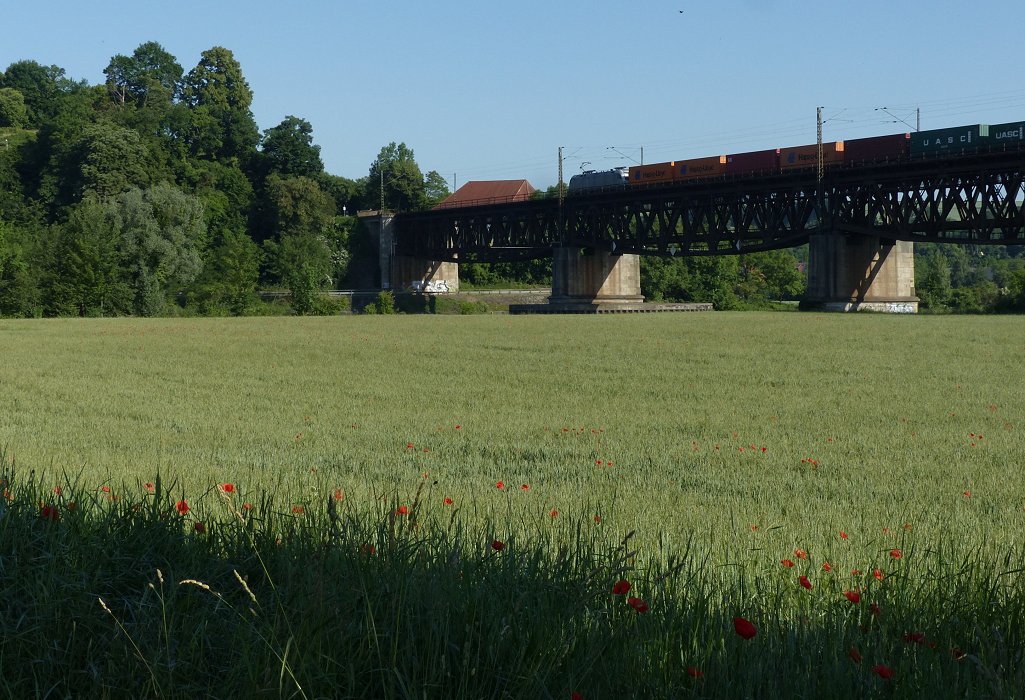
(394, 147, 1025, 263)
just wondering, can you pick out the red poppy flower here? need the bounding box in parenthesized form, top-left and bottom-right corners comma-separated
(799, 576, 812, 590)
(963, 490, 971, 498)
(242, 502, 253, 511)
(593, 514, 601, 523)
(396, 505, 408, 516)
(686, 666, 703, 678)
(612, 579, 631, 595)
(194, 522, 205, 534)
(872, 664, 893, 680)
(406, 442, 414, 449)
(822, 561, 832, 572)
(595, 459, 603, 465)
(491, 539, 505, 551)
(851, 568, 862, 576)
(443, 497, 453, 506)
(889, 549, 902, 559)
(627, 597, 649, 613)
(571, 692, 584, 700)
(520, 483, 529, 490)
(840, 531, 849, 540)
(794, 548, 807, 560)
(362, 543, 376, 555)
(144, 482, 155, 493)
(781, 559, 795, 568)
(750, 524, 759, 531)
(333, 488, 344, 501)
(873, 569, 884, 581)
(292, 505, 304, 514)
(496, 481, 505, 490)
(733, 617, 757, 640)
(175, 500, 189, 515)
(549, 509, 558, 518)
(100, 485, 111, 494)
(454, 425, 461, 430)
(847, 647, 862, 664)
(219, 483, 234, 495)
(53, 486, 62, 496)
(39, 504, 59, 522)
(844, 590, 861, 604)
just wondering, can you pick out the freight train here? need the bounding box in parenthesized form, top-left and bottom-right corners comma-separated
(570, 120, 1025, 192)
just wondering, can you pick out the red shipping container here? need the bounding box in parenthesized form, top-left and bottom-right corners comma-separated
(779, 142, 844, 170)
(628, 162, 676, 186)
(677, 155, 727, 180)
(843, 133, 910, 164)
(725, 149, 779, 176)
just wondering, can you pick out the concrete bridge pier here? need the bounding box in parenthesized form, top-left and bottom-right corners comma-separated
(801, 232, 918, 313)
(548, 246, 644, 308)
(360, 210, 459, 292)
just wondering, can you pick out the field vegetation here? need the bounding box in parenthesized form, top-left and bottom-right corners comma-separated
(1, 313, 1023, 697)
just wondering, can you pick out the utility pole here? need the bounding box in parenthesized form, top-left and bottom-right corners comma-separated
(380, 169, 385, 212)
(916, 107, 920, 132)
(816, 106, 824, 185)
(558, 146, 565, 240)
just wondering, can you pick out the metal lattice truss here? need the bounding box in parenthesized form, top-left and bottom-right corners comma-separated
(395, 149, 1025, 262)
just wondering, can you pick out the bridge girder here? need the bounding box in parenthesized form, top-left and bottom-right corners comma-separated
(395, 148, 1025, 262)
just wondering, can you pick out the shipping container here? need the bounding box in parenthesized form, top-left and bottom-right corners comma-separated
(778, 142, 845, 170)
(725, 149, 779, 176)
(910, 124, 989, 156)
(843, 133, 910, 164)
(628, 162, 676, 186)
(989, 121, 1025, 146)
(676, 155, 727, 180)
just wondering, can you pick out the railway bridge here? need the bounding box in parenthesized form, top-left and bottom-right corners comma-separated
(363, 146, 1025, 312)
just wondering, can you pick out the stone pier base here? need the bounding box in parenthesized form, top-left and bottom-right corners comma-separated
(801, 233, 918, 313)
(549, 247, 643, 306)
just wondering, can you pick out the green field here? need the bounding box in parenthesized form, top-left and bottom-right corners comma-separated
(1, 313, 1023, 698)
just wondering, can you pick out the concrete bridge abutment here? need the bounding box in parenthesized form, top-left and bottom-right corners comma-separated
(361, 211, 459, 293)
(801, 232, 918, 313)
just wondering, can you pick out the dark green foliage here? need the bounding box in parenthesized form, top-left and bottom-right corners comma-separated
(180, 47, 259, 163)
(44, 199, 132, 316)
(265, 233, 333, 315)
(259, 116, 323, 178)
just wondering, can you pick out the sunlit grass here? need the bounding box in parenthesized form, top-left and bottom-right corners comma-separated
(1, 313, 1023, 696)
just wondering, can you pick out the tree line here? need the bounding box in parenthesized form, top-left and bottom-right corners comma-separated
(0, 42, 449, 316)
(2, 43, 1022, 316)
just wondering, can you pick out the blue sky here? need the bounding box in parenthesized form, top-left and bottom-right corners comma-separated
(5, 1, 1025, 189)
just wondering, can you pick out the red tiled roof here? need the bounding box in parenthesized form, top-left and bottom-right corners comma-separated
(434, 180, 536, 209)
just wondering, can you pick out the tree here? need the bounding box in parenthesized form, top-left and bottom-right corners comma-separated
(262, 173, 336, 240)
(259, 116, 323, 178)
(180, 47, 259, 163)
(103, 41, 183, 108)
(45, 198, 132, 316)
(264, 233, 332, 314)
(76, 120, 151, 198)
(117, 183, 207, 315)
(368, 142, 426, 211)
(0, 218, 40, 316)
(0, 88, 28, 128)
(189, 228, 262, 315)
(1, 60, 82, 125)
(915, 248, 952, 310)
(423, 170, 451, 208)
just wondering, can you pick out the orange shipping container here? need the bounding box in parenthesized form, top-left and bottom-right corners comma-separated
(677, 155, 727, 180)
(779, 142, 844, 170)
(628, 162, 676, 185)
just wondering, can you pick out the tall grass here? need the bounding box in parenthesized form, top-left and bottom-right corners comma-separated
(1, 313, 1023, 697)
